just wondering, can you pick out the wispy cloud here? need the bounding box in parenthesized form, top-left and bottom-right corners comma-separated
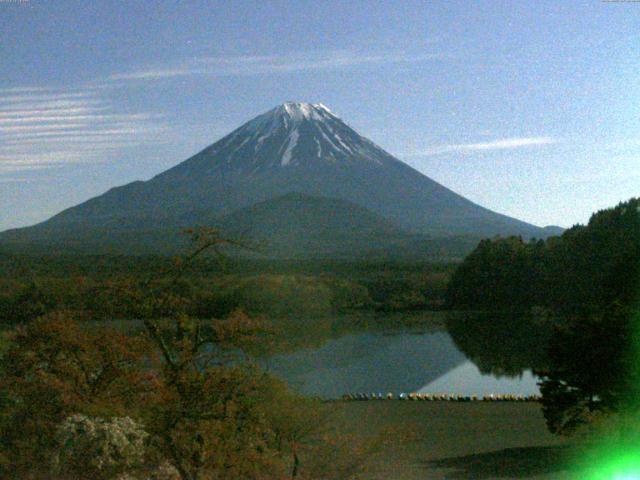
(105, 50, 443, 82)
(0, 107, 107, 118)
(0, 87, 167, 174)
(0, 92, 92, 103)
(0, 113, 154, 124)
(1, 99, 104, 112)
(0, 123, 90, 133)
(0, 176, 34, 183)
(0, 86, 56, 94)
(412, 137, 559, 156)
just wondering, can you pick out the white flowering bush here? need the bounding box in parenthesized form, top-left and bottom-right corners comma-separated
(52, 414, 150, 479)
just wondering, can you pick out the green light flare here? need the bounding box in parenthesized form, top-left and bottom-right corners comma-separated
(580, 448, 640, 480)
(573, 309, 640, 480)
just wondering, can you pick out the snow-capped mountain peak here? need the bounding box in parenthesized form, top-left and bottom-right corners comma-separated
(195, 102, 391, 171)
(249, 102, 338, 133)
(278, 102, 336, 122)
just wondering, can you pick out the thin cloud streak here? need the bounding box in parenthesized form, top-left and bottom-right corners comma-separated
(0, 107, 106, 118)
(412, 137, 559, 156)
(1, 99, 104, 111)
(0, 155, 85, 165)
(0, 123, 90, 133)
(0, 113, 155, 124)
(3, 135, 165, 145)
(3, 126, 165, 139)
(0, 152, 117, 171)
(0, 165, 57, 173)
(458, 137, 558, 150)
(0, 143, 142, 154)
(106, 50, 443, 82)
(0, 92, 94, 104)
(0, 85, 63, 94)
(0, 176, 35, 183)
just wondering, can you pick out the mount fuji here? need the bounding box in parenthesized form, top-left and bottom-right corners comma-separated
(0, 102, 560, 256)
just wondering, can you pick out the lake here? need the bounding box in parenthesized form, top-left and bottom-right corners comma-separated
(264, 328, 541, 399)
(101, 313, 542, 399)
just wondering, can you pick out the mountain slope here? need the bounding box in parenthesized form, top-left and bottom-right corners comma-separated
(0, 102, 557, 255)
(215, 192, 405, 258)
(214, 193, 480, 259)
(218, 192, 401, 239)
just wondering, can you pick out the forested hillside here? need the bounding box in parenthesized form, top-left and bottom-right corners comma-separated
(445, 198, 640, 434)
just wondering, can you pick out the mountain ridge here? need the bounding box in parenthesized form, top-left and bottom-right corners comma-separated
(0, 102, 561, 256)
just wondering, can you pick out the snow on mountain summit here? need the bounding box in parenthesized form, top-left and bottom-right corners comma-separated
(245, 102, 338, 133)
(278, 102, 335, 122)
(191, 102, 392, 171)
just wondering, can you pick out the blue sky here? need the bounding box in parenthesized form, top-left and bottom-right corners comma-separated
(1, 0, 638, 231)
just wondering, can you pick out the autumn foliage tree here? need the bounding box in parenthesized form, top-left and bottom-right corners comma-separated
(0, 311, 152, 477)
(0, 228, 383, 480)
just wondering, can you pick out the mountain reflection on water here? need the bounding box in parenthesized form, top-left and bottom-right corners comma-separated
(265, 331, 466, 398)
(265, 311, 546, 399)
(418, 362, 539, 396)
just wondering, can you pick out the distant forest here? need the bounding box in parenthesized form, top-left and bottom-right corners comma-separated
(446, 198, 640, 313)
(0, 255, 453, 328)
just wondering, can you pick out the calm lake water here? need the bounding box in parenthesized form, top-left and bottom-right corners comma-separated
(265, 329, 540, 399)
